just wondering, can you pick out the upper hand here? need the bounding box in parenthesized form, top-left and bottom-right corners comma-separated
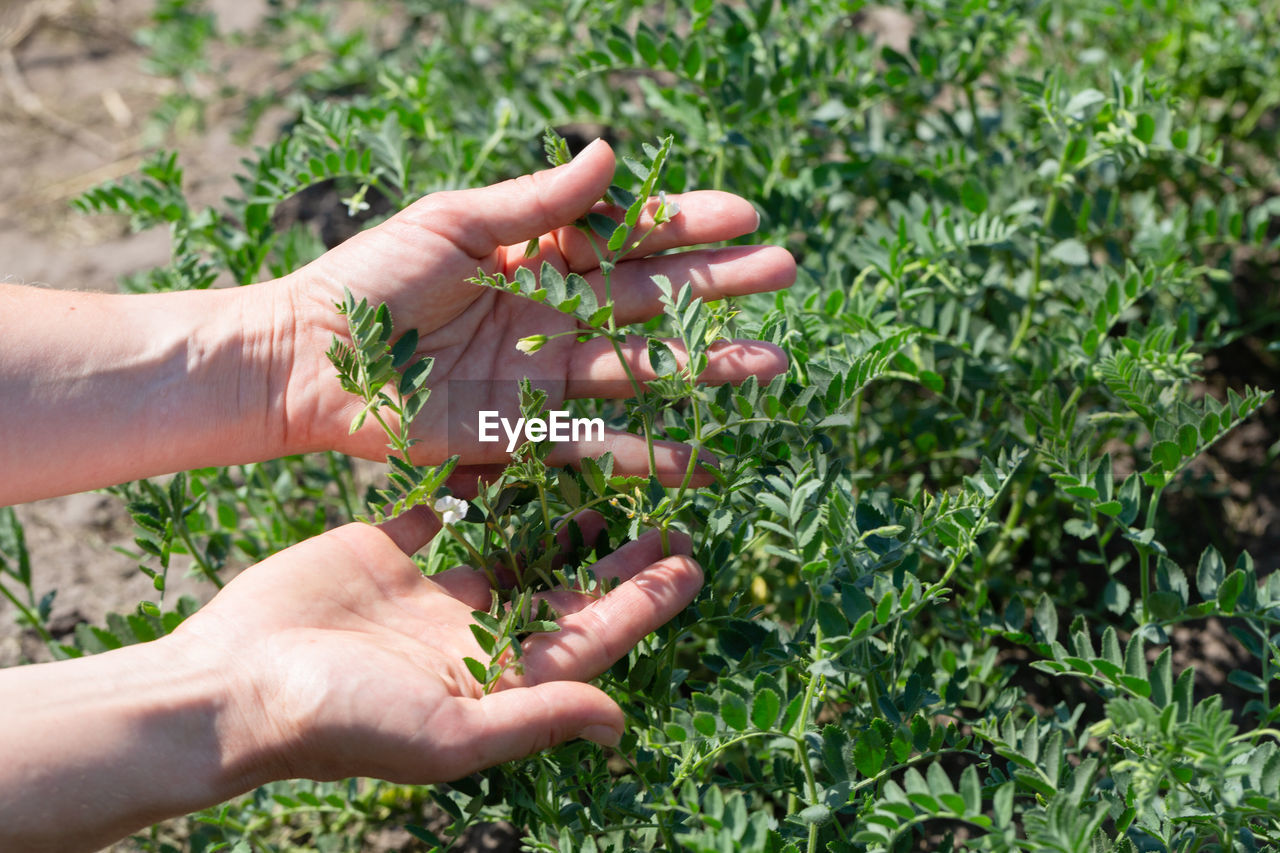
(272, 139, 795, 481)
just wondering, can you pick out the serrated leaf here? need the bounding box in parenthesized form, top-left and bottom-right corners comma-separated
(1151, 440, 1182, 472)
(390, 328, 419, 369)
(469, 623, 495, 655)
(648, 339, 679, 376)
(1197, 547, 1225, 600)
(587, 212, 618, 241)
(1218, 569, 1246, 613)
(607, 222, 630, 252)
(540, 261, 566, 304)
(751, 688, 780, 730)
(463, 657, 488, 685)
(721, 694, 748, 732)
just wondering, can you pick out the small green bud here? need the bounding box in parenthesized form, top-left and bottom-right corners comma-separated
(516, 334, 548, 354)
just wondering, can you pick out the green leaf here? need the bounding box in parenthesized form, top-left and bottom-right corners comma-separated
(540, 261, 566, 305)
(681, 39, 704, 78)
(1151, 440, 1182, 472)
(587, 212, 618, 242)
(993, 782, 1014, 826)
(1033, 593, 1057, 644)
(1197, 547, 1225, 600)
(960, 177, 988, 214)
(542, 127, 571, 167)
(1217, 569, 1246, 613)
(721, 694, 749, 732)
(751, 688, 781, 730)
(469, 624, 495, 655)
(565, 273, 598, 317)
(1064, 136, 1088, 164)
(463, 657, 488, 685)
(1227, 669, 1266, 694)
(1103, 579, 1131, 615)
(607, 222, 630, 252)
(390, 329, 419, 368)
(1150, 647, 1173, 708)
(1134, 113, 1156, 144)
(1048, 239, 1090, 266)
(875, 590, 895, 624)
(960, 765, 981, 813)
(797, 805, 830, 826)
(648, 339, 679, 376)
(581, 456, 608, 497)
(1147, 590, 1182, 621)
(398, 357, 432, 399)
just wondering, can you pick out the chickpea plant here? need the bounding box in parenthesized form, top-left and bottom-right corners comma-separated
(7, 1, 1279, 851)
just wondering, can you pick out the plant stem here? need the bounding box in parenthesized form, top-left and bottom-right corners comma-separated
(1138, 485, 1163, 624)
(0, 576, 56, 648)
(1010, 149, 1069, 351)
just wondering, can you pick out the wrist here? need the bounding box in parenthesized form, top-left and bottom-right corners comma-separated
(224, 278, 302, 459)
(0, 634, 272, 852)
(0, 282, 298, 502)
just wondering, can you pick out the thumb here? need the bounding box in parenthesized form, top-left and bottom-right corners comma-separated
(406, 138, 615, 259)
(434, 681, 623, 777)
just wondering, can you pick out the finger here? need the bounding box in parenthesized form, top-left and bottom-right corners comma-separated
(375, 506, 441, 556)
(537, 526, 691, 616)
(551, 510, 607, 570)
(552, 191, 763, 272)
(413, 139, 616, 259)
(567, 336, 788, 397)
(430, 682, 623, 778)
(518, 554, 704, 685)
(543, 429, 719, 486)
(597, 244, 796, 325)
(445, 465, 505, 499)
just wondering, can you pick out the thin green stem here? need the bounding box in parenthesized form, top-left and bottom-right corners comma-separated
(0, 576, 55, 648)
(326, 451, 357, 520)
(1138, 485, 1164, 624)
(1010, 150, 1069, 352)
(175, 518, 223, 590)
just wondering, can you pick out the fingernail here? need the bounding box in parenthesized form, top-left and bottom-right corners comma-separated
(578, 724, 621, 747)
(574, 138, 602, 161)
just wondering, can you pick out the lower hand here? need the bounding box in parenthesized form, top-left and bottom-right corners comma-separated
(172, 510, 701, 783)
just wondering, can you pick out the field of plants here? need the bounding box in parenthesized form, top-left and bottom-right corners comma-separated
(3, 0, 1280, 851)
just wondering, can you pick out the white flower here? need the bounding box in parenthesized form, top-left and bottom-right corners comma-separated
(342, 193, 370, 217)
(434, 496, 468, 526)
(516, 334, 547, 354)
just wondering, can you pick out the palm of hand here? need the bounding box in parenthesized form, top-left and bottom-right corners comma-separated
(174, 519, 701, 785)
(276, 141, 794, 473)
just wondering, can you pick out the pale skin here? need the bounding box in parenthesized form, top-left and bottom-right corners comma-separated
(0, 140, 795, 852)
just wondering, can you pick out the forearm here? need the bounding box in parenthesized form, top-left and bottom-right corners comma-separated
(0, 637, 270, 853)
(0, 282, 294, 505)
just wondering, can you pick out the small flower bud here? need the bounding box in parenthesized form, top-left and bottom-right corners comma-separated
(516, 334, 547, 354)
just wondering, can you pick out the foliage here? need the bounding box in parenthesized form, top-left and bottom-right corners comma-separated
(2, 0, 1279, 851)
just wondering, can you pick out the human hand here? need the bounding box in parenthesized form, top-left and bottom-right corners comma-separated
(272, 139, 795, 481)
(170, 509, 702, 784)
